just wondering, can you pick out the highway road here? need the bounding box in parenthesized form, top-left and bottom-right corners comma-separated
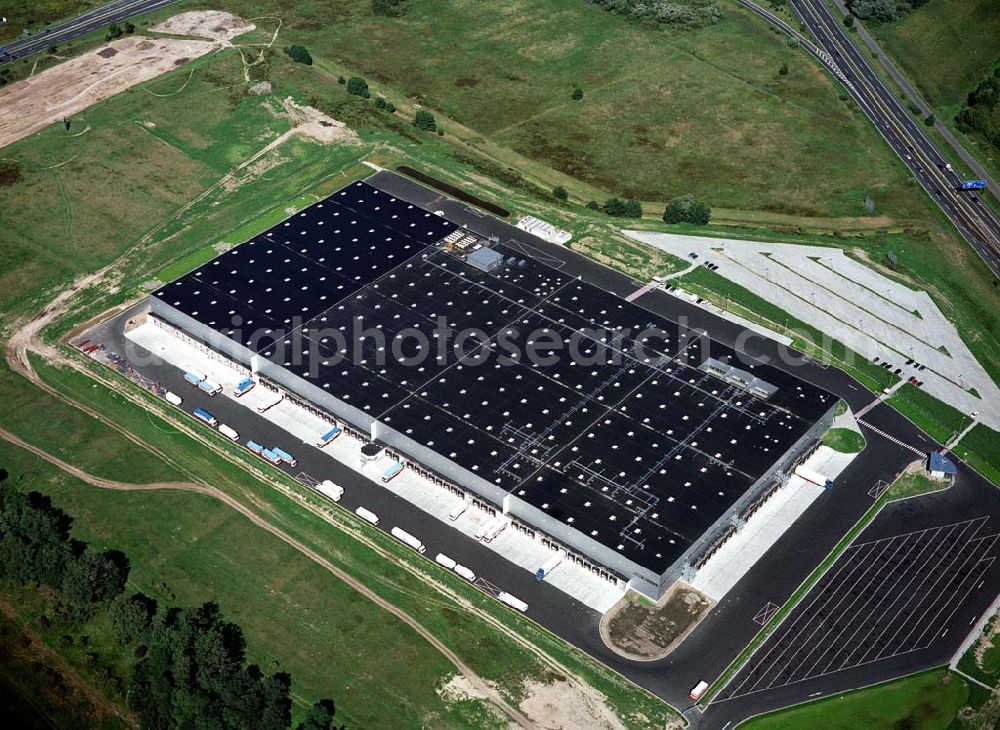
(0, 0, 179, 65)
(736, 0, 1000, 279)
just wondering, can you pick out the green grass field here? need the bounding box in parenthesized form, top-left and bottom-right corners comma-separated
(254, 0, 943, 222)
(741, 669, 967, 730)
(0, 441, 496, 729)
(874, 0, 1000, 111)
(822, 428, 866, 454)
(889, 384, 971, 444)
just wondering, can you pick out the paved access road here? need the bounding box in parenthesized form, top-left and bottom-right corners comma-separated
(736, 0, 1000, 280)
(0, 0, 179, 64)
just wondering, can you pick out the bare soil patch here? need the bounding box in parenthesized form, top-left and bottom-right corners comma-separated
(519, 678, 629, 730)
(151, 10, 255, 42)
(601, 584, 713, 661)
(0, 35, 216, 149)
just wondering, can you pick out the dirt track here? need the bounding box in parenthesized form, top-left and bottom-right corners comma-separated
(0, 424, 535, 729)
(0, 35, 217, 149)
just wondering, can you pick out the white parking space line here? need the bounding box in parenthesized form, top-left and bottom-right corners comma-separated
(719, 516, 997, 701)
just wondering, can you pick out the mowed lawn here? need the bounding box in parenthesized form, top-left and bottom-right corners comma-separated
(299, 0, 930, 219)
(0, 441, 488, 729)
(875, 0, 1000, 110)
(741, 669, 967, 730)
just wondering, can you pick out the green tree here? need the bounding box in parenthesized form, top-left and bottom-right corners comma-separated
(689, 200, 712, 225)
(372, 0, 405, 16)
(283, 45, 313, 66)
(346, 77, 370, 98)
(337, 75, 346, 84)
(924, 114, 935, 127)
(385, 101, 396, 113)
(62, 548, 129, 619)
(297, 700, 337, 730)
(663, 194, 694, 223)
(110, 593, 156, 645)
(0, 468, 7, 481)
(552, 185, 568, 201)
(571, 87, 583, 101)
(604, 198, 627, 217)
(623, 199, 643, 218)
(778, 62, 789, 76)
(413, 109, 437, 131)
(586, 200, 600, 210)
(375, 96, 387, 109)
(843, 14, 854, 28)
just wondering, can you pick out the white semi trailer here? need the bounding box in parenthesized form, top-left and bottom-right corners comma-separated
(390, 527, 426, 554)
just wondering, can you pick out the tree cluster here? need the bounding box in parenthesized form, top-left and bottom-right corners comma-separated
(374, 96, 396, 113)
(126, 602, 298, 729)
(662, 194, 711, 225)
(284, 45, 313, 66)
(0, 484, 339, 730)
(955, 68, 1000, 154)
(846, 0, 929, 23)
(603, 197, 643, 218)
(413, 109, 437, 132)
(104, 21, 135, 42)
(588, 0, 723, 29)
(372, 0, 407, 17)
(346, 76, 371, 98)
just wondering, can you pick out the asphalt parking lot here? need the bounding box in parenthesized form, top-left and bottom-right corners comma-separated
(719, 516, 997, 701)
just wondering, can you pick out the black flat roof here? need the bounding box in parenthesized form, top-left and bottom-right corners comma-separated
(154, 181, 834, 574)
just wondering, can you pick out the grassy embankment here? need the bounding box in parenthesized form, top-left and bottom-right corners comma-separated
(822, 428, 866, 453)
(871, 0, 1000, 183)
(740, 668, 969, 730)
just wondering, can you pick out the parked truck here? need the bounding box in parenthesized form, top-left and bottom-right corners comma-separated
(453, 564, 476, 582)
(447, 501, 468, 521)
(193, 408, 217, 426)
(355, 506, 379, 526)
(164, 391, 182, 406)
(381, 462, 403, 483)
(534, 550, 566, 581)
(233, 377, 256, 397)
(271, 447, 297, 467)
(794, 465, 834, 489)
(475, 516, 508, 543)
(391, 527, 426, 554)
(218, 424, 239, 441)
(497, 592, 528, 613)
(689, 680, 709, 701)
(316, 426, 342, 447)
(198, 379, 222, 396)
(435, 553, 457, 570)
(183, 370, 206, 386)
(315, 480, 344, 503)
(256, 391, 284, 413)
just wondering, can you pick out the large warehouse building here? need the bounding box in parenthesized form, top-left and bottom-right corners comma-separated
(150, 179, 836, 600)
